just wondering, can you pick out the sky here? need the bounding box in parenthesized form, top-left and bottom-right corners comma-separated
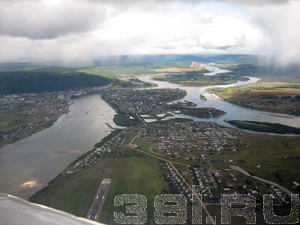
(0, 0, 299, 66)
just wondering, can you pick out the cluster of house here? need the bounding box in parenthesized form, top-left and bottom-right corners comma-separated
(189, 166, 295, 206)
(187, 122, 242, 153)
(270, 186, 291, 206)
(141, 121, 290, 205)
(123, 125, 141, 136)
(154, 142, 201, 160)
(66, 147, 111, 175)
(138, 122, 242, 161)
(66, 130, 126, 175)
(0, 92, 74, 114)
(104, 134, 126, 149)
(68, 153, 99, 175)
(185, 166, 266, 204)
(190, 166, 217, 202)
(102, 89, 186, 114)
(161, 164, 259, 204)
(0, 121, 55, 142)
(161, 162, 193, 204)
(212, 169, 242, 192)
(127, 121, 296, 207)
(0, 91, 76, 142)
(141, 123, 201, 159)
(142, 123, 192, 142)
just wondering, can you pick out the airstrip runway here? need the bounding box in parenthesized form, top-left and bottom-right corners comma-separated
(86, 178, 111, 221)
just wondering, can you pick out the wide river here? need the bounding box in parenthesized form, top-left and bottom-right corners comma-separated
(139, 68, 300, 129)
(1, 65, 300, 200)
(0, 95, 118, 199)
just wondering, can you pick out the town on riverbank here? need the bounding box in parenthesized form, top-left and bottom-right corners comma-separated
(30, 118, 300, 224)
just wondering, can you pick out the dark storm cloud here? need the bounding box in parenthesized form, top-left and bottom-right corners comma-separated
(0, 0, 107, 39)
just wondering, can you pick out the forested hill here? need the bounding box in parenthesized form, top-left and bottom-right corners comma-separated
(0, 71, 111, 94)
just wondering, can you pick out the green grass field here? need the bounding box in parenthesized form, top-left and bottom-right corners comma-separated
(132, 137, 153, 152)
(30, 149, 169, 225)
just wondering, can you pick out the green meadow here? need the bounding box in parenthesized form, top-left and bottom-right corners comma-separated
(30, 149, 169, 225)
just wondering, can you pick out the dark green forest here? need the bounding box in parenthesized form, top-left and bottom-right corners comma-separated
(228, 120, 300, 134)
(0, 71, 111, 94)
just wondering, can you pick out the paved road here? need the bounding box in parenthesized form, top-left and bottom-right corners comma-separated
(135, 113, 147, 125)
(230, 165, 294, 195)
(86, 179, 111, 221)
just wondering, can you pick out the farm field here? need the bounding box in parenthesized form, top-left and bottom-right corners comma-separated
(208, 82, 300, 116)
(29, 148, 169, 225)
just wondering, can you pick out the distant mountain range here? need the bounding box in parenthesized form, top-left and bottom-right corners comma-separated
(92, 54, 264, 66)
(0, 54, 264, 71)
